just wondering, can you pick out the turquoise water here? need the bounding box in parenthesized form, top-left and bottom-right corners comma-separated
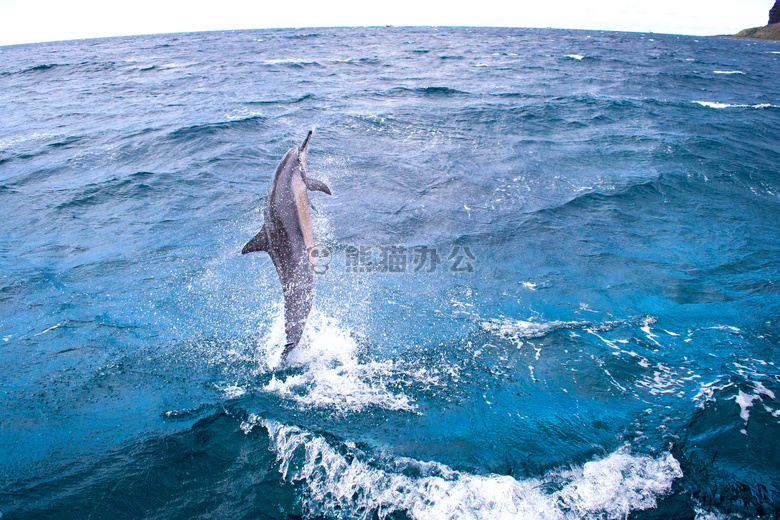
(1, 27, 779, 519)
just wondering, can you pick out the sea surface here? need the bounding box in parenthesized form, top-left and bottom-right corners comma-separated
(1, 26, 779, 519)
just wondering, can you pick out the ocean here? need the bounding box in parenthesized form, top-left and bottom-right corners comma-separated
(1, 26, 779, 519)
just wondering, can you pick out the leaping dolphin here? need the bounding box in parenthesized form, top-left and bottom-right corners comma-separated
(242, 131, 331, 360)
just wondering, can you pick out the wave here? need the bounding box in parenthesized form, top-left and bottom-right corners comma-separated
(54, 172, 156, 211)
(20, 63, 62, 73)
(527, 177, 663, 221)
(333, 57, 382, 65)
(417, 86, 469, 96)
(445, 174, 669, 247)
(283, 32, 321, 40)
(257, 418, 682, 520)
(258, 58, 323, 68)
(682, 374, 780, 517)
(3, 411, 284, 519)
(386, 86, 470, 97)
(481, 315, 645, 343)
(167, 114, 267, 140)
(9, 60, 118, 76)
(0, 133, 86, 168)
(161, 403, 216, 422)
(0, 132, 58, 152)
(244, 93, 315, 105)
(693, 101, 778, 109)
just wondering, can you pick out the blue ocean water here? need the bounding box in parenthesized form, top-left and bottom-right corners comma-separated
(1, 26, 779, 519)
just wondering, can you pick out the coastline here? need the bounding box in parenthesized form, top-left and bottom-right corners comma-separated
(718, 22, 780, 41)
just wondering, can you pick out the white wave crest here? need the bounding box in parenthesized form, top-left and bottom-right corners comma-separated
(481, 316, 627, 345)
(259, 419, 682, 520)
(693, 101, 777, 109)
(260, 58, 319, 66)
(482, 318, 574, 342)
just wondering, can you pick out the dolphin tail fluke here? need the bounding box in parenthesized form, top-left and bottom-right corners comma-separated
(281, 342, 296, 361)
(305, 177, 331, 195)
(242, 227, 269, 254)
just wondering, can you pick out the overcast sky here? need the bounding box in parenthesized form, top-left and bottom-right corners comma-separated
(0, 0, 773, 46)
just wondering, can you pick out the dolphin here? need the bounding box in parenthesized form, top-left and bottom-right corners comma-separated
(242, 131, 331, 359)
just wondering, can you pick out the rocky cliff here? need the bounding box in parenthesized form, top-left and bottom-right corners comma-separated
(770, 0, 780, 24)
(726, 1, 780, 40)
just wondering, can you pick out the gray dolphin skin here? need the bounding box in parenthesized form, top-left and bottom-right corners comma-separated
(241, 131, 331, 360)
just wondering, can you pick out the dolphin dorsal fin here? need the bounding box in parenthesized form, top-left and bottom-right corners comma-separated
(242, 227, 270, 254)
(305, 177, 331, 195)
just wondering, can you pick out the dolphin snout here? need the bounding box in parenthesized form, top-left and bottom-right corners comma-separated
(299, 130, 313, 153)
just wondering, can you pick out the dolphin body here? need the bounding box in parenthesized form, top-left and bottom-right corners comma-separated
(242, 131, 331, 359)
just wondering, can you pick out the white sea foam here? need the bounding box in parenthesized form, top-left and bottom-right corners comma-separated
(754, 381, 776, 400)
(693, 101, 777, 109)
(734, 390, 757, 423)
(730, 381, 779, 433)
(640, 317, 663, 347)
(256, 419, 682, 520)
(34, 323, 64, 336)
(482, 318, 574, 342)
(158, 62, 197, 70)
(260, 58, 318, 66)
(0, 132, 56, 150)
(695, 507, 742, 520)
(259, 310, 416, 413)
(566, 54, 585, 61)
(636, 363, 685, 397)
(694, 101, 739, 109)
(482, 316, 631, 347)
(225, 108, 264, 121)
(692, 378, 734, 409)
(713, 70, 743, 75)
(219, 384, 247, 399)
(709, 325, 742, 333)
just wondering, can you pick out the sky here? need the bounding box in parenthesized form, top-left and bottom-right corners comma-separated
(0, 0, 774, 46)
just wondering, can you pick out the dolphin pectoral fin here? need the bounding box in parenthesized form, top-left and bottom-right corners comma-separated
(309, 202, 319, 215)
(242, 227, 269, 254)
(305, 177, 331, 195)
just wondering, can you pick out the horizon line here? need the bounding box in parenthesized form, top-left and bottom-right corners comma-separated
(0, 24, 750, 49)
